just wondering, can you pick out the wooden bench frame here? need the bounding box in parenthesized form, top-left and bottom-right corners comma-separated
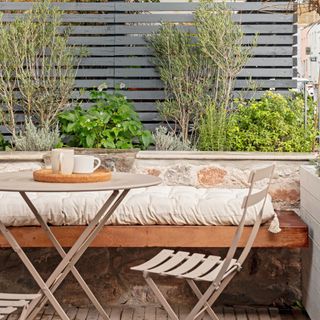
(0, 211, 307, 248)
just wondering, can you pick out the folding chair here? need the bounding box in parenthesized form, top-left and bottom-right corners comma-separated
(0, 293, 41, 320)
(131, 164, 275, 320)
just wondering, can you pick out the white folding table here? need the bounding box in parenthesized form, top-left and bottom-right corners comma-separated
(0, 171, 161, 320)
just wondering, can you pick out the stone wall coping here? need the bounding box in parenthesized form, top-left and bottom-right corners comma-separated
(0, 151, 48, 161)
(137, 151, 317, 161)
(0, 151, 317, 162)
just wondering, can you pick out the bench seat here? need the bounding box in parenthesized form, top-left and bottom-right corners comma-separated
(0, 211, 307, 248)
(0, 186, 277, 227)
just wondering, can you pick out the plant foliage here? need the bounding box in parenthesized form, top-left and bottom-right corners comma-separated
(227, 92, 318, 152)
(148, 1, 252, 149)
(0, 133, 9, 151)
(13, 118, 61, 151)
(59, 89, 153, 149)
(0, 0, 83, 138)
(153, 126, 194, 151)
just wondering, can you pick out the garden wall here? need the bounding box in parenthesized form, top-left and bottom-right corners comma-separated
(0, 151, 314, 307)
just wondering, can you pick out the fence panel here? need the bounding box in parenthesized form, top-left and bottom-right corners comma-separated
(0, 1, 297, 133)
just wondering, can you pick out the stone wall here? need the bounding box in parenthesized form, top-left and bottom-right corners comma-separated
(0, 151, 315, 308)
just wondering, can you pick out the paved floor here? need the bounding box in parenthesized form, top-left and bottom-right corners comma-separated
(3, 306, 310, 320)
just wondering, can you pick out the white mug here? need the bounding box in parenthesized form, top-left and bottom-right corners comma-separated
(73, 155, 101, 174)
(51, 149, 74, 175)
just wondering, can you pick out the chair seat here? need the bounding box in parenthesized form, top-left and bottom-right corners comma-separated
(0, 293, 41, 319)
(0, 307, 17, 318)
(131, 249, 239, 282)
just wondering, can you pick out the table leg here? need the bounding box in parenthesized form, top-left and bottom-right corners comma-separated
(0, 222, 70, 320)
(19, 192, 111, 320)
(21, 189, 129, 320)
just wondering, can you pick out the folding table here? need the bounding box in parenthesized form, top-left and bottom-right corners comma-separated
(0, 171, 161, 320)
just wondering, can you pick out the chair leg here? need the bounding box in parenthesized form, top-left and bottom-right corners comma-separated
(19, 304, 29, 320)
(143, 272, 179, 320)
(186, 280, 220, 320)
(184, 282, 219, 320)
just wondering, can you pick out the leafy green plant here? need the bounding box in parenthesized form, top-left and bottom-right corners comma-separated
(59, 89, 153, 149)
(13, 118, 61, 151)
(0, 0, 84, 138)
(227, 92, 318, 152)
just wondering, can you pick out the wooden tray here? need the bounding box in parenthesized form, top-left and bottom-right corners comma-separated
(33, 168, 112, 183)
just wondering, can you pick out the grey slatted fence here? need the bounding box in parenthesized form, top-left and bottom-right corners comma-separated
(0, 1, 297, 133)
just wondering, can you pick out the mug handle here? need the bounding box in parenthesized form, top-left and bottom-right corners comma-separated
(93, 157, 101, 172)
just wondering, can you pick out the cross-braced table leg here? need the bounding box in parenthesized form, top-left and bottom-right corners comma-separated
(0, 223, 70, 320)
(0, 189, 129, 320)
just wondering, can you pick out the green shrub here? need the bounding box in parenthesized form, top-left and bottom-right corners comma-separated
(198, 104, 228, 151)
(149, 1, 252, 147)
(13, 118, 61, 151)
(59, 89, 153, 149)
(0, 133, 9, 151)
(153, 126, 195, 151)
(227, 92, 318, 152)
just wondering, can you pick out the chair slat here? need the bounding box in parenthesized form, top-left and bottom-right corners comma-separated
(198, 259, 238, 282)
(0, 293, 40, 300)
(249, 165, 274, 183)
(131, 249, 174, 271)
(0, 307, 17, 314)
(0, 301, 28, 308)
(166, 253, 206, 276)
(242, 187, 269, 209)
(149, 251, 190, 273)
(181, 255, 221, 279)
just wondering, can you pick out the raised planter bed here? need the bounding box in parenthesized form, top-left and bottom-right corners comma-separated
(300, 165, 320, 320)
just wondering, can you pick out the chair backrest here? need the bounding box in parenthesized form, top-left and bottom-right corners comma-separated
(213, 164, 275, 285)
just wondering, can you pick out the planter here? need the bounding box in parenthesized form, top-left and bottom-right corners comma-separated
(300, 165, 320, 320)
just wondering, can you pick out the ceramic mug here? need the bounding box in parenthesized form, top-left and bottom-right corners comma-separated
(51, 149, 74, 174)
(73, 155, 101, 174)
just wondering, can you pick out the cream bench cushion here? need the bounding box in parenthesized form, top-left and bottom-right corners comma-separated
(0, 186, 279, 232)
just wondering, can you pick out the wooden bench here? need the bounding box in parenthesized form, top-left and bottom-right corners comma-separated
(0, 211, 308, 248)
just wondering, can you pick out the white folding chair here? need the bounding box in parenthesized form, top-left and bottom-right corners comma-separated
(131, 164, 275, 320)
(0, 293, 41, 320)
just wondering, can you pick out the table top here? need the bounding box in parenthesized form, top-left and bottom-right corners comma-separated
(0, 171, 161, 192)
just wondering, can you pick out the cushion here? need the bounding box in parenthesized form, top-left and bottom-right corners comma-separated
(0, 186, 279, 231)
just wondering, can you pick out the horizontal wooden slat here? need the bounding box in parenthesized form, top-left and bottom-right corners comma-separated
(112, 35, 294, 46)
(112, 67, 293, 78)
(73, 46, 294, 57)
(111, 46, 294, 57)
(73, 79, 296, 89)
(0, 2, 114, 11)
(114, 2, 295, 12)
(0, 212, 307, 248)
(0, 2, 294, 13)
(61, 24, 295, 36)
(114, 13, 294, 24)
(0, 13, 114, 23)
(76, 57, 293, 67)
(72, 90, 292, 101)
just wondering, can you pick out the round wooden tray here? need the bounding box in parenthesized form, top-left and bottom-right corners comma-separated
(33, 168, 112, 183)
